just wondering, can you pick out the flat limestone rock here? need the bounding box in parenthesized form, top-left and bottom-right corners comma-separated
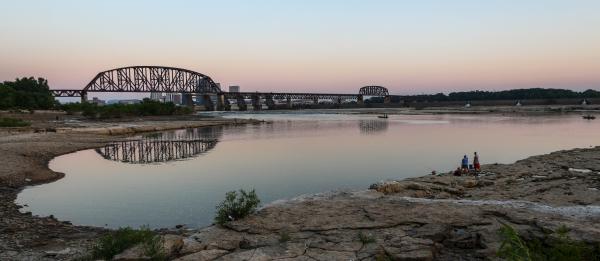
(174, 249, 229, 261)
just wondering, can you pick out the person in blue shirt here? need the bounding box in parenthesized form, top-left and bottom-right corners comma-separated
(461, 155, 469, 172)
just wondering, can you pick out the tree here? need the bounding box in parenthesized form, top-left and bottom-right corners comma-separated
(0, 77, 54, 110)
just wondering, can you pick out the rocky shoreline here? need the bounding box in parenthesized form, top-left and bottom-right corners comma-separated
(1, 115, 600, 260)
(0, 116, 260, 260)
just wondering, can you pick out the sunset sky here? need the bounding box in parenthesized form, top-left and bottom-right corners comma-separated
(1, 0, 599, 97)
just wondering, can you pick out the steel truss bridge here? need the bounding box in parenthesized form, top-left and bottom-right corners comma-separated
(51, 66, 394, 110)
(96, 138, 218, 164)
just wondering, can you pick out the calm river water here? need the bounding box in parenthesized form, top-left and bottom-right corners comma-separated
(16, 112, 600, 228)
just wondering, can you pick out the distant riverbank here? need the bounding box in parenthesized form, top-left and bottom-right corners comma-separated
(229, 104, 600, 116)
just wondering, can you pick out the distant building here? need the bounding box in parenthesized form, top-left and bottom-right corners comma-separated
(229, 85, 240, 92)
(118, 99, 141, 105)
(150, 92, 162, 101)
(91, 97, 105, 106)
(164, 93, 182, 104)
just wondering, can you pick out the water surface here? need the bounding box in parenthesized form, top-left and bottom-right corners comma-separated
(17, 113, 600, 228)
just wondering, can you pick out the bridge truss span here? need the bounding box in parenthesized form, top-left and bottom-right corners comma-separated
(359, 86, 389, 96)
(84, 66, 221, 94)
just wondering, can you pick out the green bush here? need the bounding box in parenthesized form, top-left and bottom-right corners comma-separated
(91, 227, 165, 260)
(498, 223, 600, 261)
(498, 223, 531, 261)
(215, 189, 260, 225)
(358, 231, 376, 244)
(279, 231, 291, 243)
(0, 117, 31, 127)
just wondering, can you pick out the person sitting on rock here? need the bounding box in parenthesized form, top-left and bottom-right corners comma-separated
(453, 167, 462, 176)
(474, 152, 481, 171)
(461, 155, 469, 173)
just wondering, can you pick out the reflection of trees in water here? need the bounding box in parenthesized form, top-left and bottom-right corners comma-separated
(359, 119, 389, 134)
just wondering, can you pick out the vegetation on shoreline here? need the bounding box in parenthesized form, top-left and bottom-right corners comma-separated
(0, 117, 31, 127)
(90, 227, 165, 260)
(498, 223, 599, 261)
(0, 77, 55, 110)
(407, 88, 600, 102)
(60, 99, 193, 119)
(215, 189, 260, 225)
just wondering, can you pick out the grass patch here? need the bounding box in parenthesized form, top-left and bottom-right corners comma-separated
(0, 117, 30, 127)
(90, 227, 165, 260)
(358, 231, 376, 244)
(498, 223, 600, 261)
(215, 189, 260, 225)
(279, 231, 291, 243)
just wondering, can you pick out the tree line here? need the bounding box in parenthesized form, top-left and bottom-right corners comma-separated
(402, 88, 600, 102)
(0, 77, 55, 109)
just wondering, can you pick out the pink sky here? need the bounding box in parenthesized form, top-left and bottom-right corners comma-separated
(1, 1, 599, 96)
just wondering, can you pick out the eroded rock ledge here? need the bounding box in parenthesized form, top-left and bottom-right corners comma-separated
(125, 147, 600, 260)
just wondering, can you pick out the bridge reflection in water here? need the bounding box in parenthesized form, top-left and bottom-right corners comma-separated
(96, 138, 218, 164)
(358, 119, 389, 134)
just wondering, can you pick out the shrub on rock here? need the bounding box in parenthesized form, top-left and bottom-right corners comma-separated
(215, 189, 260, 225)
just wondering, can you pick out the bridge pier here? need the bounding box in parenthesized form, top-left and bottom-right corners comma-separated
(357, 95, 364, 105)
(286, 97, 292, 109)
(313, 97, 319, 105)
(224, 99, 231, 111)
(182, 94, 194, 106)
(81, 91, 88, 103)
(251, 95, 262, 110)
(202, 94, 214, 111)
(216, 94, 229, 111)
(336, 97, 342, 104)
(236, 95, 247, 111)
(265, 95, 276, 110)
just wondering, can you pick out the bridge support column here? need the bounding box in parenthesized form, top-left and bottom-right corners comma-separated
(313, 97, 319, 105)
(236, 95, 247, 111)
(286, 97, 292, 109)
(251, 95, 262, 110)
(336, 97, 342, 104)
(216, 94, 227, 111)
(384, 95, 391, 104)
(81, 91, 88, 103)
(182, 94, 194, 106)
(357, 95, 364, 105)
(203, 95, 214, 111)
(224, 99, 231, 111)
(265, 95, 275, 110)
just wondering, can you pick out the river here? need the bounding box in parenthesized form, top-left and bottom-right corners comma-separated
(16, 112, 600, 228)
